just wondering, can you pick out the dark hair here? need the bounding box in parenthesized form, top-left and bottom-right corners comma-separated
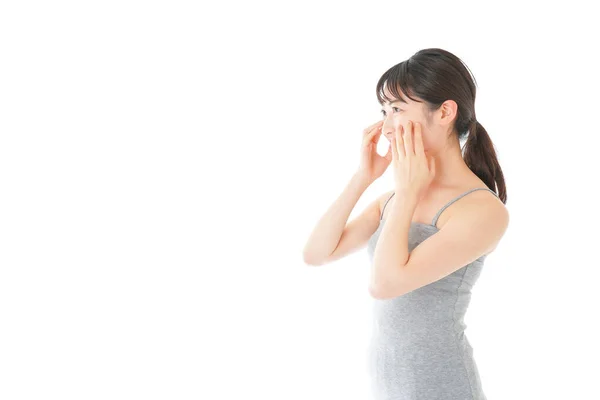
(375, 48, 507, 204)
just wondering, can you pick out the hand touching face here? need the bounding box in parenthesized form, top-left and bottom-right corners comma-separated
(390, 120, 436, 200)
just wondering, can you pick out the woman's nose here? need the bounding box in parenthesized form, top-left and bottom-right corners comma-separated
(382, 127, 393, 139)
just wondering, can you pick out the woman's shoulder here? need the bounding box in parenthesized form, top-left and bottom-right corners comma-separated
(437, 183, 508, 231)
(376, 182, 505, 226)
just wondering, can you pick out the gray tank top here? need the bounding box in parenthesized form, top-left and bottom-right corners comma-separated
(366, 187, 498, 400)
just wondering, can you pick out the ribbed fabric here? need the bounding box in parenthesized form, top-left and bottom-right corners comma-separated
(366, 187, 498, 400)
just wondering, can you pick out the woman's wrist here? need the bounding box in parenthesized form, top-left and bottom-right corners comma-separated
(352, 170, 372, 188)
(394, 186, 419, 203)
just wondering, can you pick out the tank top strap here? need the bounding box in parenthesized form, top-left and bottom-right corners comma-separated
(431, 187, 498, 227)
(380, 192, 396, 221)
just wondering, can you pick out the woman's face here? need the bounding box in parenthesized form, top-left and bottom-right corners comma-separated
(380, 88, 434, 152)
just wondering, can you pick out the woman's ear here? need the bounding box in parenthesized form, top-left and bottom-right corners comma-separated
(440, 100, 458, 124)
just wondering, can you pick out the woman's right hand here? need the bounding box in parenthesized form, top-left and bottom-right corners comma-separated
(356, 120, 392, 184)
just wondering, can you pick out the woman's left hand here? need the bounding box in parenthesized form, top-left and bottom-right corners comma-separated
(391, 120, 436, 201)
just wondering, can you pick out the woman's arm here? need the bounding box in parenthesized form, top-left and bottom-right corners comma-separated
(370, 193, 508, 299)
(302, 172, 381, 266)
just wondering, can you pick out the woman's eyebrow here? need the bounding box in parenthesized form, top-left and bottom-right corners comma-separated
(384, 99, 407, 105)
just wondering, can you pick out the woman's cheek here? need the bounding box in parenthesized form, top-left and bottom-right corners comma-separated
(420, 131, 431, 150)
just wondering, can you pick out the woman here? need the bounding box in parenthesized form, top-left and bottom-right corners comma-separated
(302, 48, 509, 399)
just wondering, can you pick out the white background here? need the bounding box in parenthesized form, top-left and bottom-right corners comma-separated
(1, 1, 599, 399)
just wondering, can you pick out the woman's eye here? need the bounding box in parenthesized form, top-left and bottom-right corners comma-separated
(380, 107, 402, 117)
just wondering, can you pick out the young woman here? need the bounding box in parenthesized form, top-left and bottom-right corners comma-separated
(303, 48, 509, 400)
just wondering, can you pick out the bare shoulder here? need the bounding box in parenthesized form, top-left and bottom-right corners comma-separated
(451, 188, 510, 246)
(470, 187, 507, 217)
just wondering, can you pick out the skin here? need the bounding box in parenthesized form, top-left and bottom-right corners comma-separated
(389, 119, 436, 203)
(303, 84, 509, 281)
(365, 85, 509, 298)
(378, 85, 475, 192)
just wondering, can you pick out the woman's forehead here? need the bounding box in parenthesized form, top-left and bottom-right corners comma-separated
(381, 84, 409, 104)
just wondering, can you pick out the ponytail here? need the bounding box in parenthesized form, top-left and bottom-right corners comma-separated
(463, 120, 507, 204)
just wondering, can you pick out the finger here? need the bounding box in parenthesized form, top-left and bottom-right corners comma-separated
(413, 121, 425, 158)
(404, 120, 414, 157)
(362, 123, 383, 147)
(395, 123, 405, 161)
(429, 155, 436, 176)
(384, 142, 392, 162)
(372, 124, 383, 145)
(362, 119, 384, 137)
